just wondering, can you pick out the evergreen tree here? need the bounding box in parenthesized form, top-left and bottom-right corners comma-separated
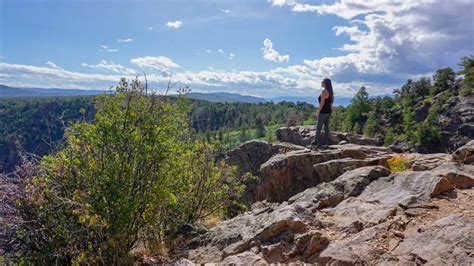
(255, 117, 265, 138)
(431, 67, 455, 96)
(239, 126, 248, 142)
(363, 111, 378, 137)
(458, 55, 474, 96)
(352, 123, 361, 134)
(384, 128, 395, 146)
(401, 97, 416, 142)
(416, 103, 442, 145)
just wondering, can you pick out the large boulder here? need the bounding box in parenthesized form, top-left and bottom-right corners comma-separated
(184, 162, 474, 264)
(407, 153, 450, 171)
(185, 166, 392, 263)
(225, 140, 304, 177)
(276, 126, 383, 146)
(391, 214, 473, 265)
(256, 144, 392, 202)
(452, 140, 474, 164)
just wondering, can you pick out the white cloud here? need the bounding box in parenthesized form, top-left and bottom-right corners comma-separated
(45, 61, 62, 69)
(262, 38, 289, 63)
(206, 49, 212, 53)
(220, 8, 231, 14)
(228, 53, 235, 60)
(269, 0, 295, 7)
(0, 59, 400, 97)
(81, 60, 136, 75)
(166, 20, 183, 29)
(218, 49, 224, 54)
(271, 0, 474, 83)
(100, 45, 119, 52)
(130, 56, 180, 72)
(118, 38, 133, 43)
(147, 26, 153, 30)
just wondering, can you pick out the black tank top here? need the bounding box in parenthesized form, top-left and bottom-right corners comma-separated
(318, 92, 333, 113)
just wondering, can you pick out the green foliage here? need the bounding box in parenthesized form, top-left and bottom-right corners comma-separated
(431, 67, 455, 96)
(352, 123, 361, 134)
(342, 86, 370, 132)
(415, 103, 442, 145)
(412, 78, 432, 99)
(363, 111, 378, 137)
(0, 96, 95, 173)
(458, 55, 474, 96)
(384, 128, 395, 146)
(0, 95, 316, 173)
(255, 117, 266, 138)
(13, 79, 242, 264)
(330, 106, 345, 132)
(387, 155, 411, 172)
(398, 95, 416, 142)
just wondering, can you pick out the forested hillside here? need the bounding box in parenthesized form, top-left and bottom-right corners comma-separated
(0, 94, 319, 173)
(1, 56, 473, 174)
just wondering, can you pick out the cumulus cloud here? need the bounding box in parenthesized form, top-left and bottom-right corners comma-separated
(228, 53, 235, 60)
(1, 59, 383, 97)
(166, 20, 183, 29)
(220, 8, 231, 14)
(269, 0, 294, 7)
(45, 61, 62, 69)
(81, 60, 136, 75)
(3, 0, 471, 98)
(271, 0, 474, 83)
(118, 38, 133, 43)
(262, 38, 289, 63)
(130, 56, 180, 72)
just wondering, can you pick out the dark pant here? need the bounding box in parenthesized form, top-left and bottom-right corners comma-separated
(312, 113, 331, 147)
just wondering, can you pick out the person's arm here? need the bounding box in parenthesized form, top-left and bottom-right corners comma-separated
(316, 90, 329, 117)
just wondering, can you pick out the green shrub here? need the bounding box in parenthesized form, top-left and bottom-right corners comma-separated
(11, 79, 243, 264)
(387, 154, 411, 172)
(384, 128, 396, 146)
(415, 103, 442, 145)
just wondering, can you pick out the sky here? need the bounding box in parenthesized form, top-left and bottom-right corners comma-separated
(0, 0, 473, 98)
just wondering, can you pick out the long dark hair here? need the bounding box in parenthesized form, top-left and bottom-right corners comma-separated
(322, 78, 334, 103)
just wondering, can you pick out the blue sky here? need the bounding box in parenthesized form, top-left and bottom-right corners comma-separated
(1, 0, 473, 97)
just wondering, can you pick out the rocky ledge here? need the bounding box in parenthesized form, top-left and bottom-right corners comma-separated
(180, 138, 474, 265)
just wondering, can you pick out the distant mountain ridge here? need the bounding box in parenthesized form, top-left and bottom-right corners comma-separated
(0, 84, 104, 98)
(183, 92, 266, 104)
(1, 84, 365, 106)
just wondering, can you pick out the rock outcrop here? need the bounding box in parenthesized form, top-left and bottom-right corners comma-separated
(181, 139, 474, 265)
(257, 144, 391, 202)
(452, 139, 474, 164)
(276, 126, 383, 147)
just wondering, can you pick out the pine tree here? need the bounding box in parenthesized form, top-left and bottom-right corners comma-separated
(384, 128, 395, 146)
(431, 67, 455, 96)
(255, 117, 265, 138)
(458, 55, 474, 96)
(363, 111, 378, 137)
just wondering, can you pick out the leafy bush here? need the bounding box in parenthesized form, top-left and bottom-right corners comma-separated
(387, 155, 411, 172)
(8, 79, 243, 264)
(415, 103, 442, 145)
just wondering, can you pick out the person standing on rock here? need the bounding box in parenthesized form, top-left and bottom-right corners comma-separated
(310, 78, 334, 148)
